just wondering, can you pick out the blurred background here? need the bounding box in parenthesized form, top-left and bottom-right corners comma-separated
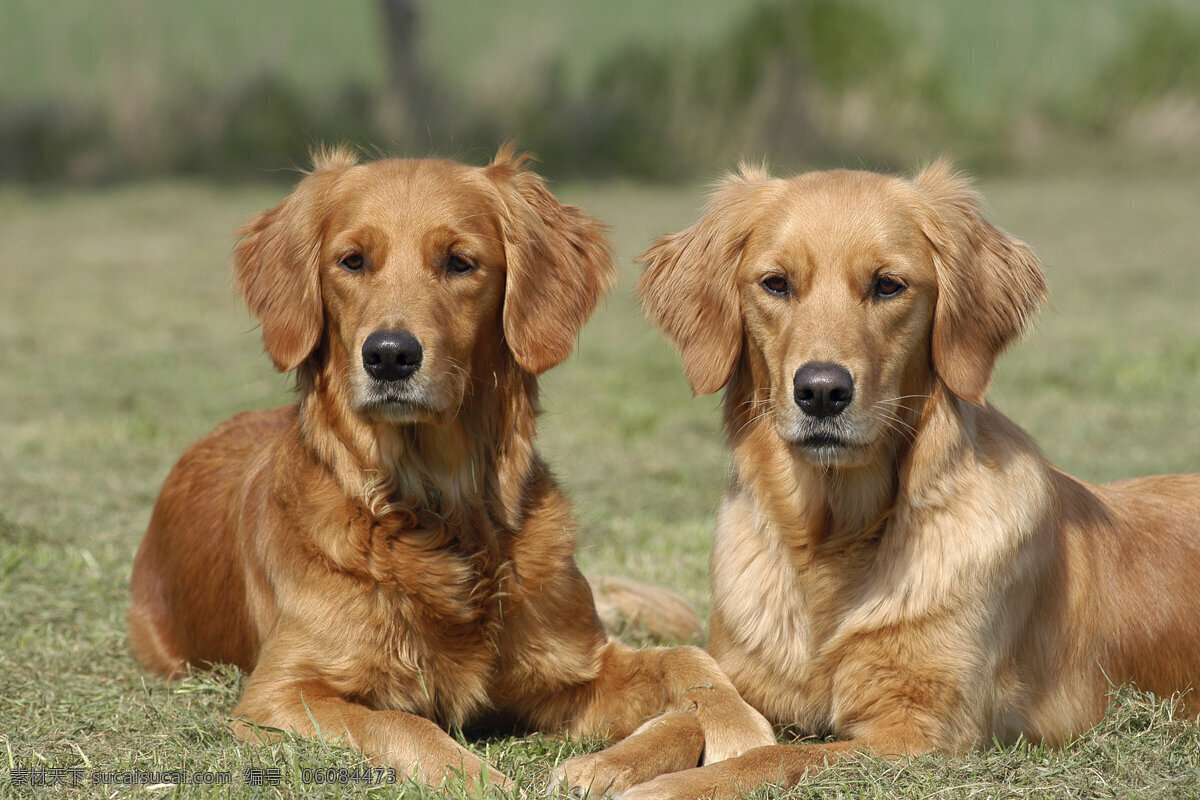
(3, 0, 1199, 184)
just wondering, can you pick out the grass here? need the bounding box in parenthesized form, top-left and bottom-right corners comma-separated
(1, 168, 1199, 797)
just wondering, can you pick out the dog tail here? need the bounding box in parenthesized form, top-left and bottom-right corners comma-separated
(586, 575, 705, 644)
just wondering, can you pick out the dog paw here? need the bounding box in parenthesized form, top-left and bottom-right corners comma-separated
(550, 711, 706, 798)
(615, 766, 722, 800)
(549, 751, 632, 798)
(695, 698, 776, 764)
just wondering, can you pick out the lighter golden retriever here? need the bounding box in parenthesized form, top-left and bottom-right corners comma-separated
(616, 162, 1200, 798)
(127, 147, 772, 794)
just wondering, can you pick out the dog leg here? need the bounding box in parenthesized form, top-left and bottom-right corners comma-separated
(551, 643, 774, 796)
(648, 645, 776, 763)
(619, 740, 862, 800)
(230, 677, 510, 793)
(552, 711, 704, 798)
(586, 575, 705, 643)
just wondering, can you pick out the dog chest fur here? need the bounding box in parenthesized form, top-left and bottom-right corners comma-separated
(193, 408, 501, 728)
(708, 398, 1068, 746)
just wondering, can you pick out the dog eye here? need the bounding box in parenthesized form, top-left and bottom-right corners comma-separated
(339, 253, 365, 273)
(873, 275, 906, 298)
(445, 253, 477, 276)
(761, 275, 791, 297)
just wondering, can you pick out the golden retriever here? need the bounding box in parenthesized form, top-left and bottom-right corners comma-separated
(615, 162, 1200, 798)
(127, 147, 773, 794)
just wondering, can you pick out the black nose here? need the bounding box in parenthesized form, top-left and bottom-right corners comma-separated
(362, 330, 423, 381)
(793, 362, 854, 418)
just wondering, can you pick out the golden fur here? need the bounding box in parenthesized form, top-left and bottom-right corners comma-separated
(616, 162, 1200, 798)
(127, 148, 772, 794)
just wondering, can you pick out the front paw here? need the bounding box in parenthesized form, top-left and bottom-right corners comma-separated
(550, 711, 705, 798)
(694, 696, 775, 764)
(551, 752, 627, 798)
(617, 762, 733, 800)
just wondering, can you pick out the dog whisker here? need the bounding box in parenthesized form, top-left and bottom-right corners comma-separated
(871, 404, 918, 436)
(731, 389, 774, 438)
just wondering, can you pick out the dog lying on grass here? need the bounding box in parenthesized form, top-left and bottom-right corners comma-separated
(599, 161, 1200, 798)
(128, 147, 773, 794)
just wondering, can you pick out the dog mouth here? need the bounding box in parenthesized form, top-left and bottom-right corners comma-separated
(365, 398, 429, 420)
(798, 432, 851, 449)
(356, 383, 442, 422)
(791, 433, 862, 459)
(783, 425, 871, 465)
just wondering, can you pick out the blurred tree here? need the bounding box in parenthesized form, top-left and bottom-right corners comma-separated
(378, 0, 431, 135)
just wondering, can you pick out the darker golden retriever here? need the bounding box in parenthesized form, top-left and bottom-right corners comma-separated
(128, 147, 772, 794)
(613, 162, 1200, 798)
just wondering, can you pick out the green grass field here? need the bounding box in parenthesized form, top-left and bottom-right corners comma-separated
(2, 167, 1199, 797)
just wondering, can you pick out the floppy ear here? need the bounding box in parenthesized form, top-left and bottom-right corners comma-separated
(914, 160, 1048, 405)
(233, 147, 356, 372)
(637, 167, 774, 396)
(485, 147, 616, 374)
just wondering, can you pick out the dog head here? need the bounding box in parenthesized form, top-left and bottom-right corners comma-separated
(233, 146, 614, 425)
(639, 161, 1046, 468)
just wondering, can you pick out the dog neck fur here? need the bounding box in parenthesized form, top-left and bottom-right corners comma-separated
(721, 360, 904, 555)
(297, 346, 539, 535)
(722, 350, 980, 559)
